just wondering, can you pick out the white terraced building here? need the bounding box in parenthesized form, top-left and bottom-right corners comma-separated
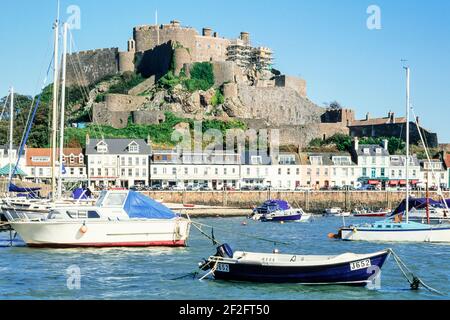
(150, 150, 241, 190)
(85, 136, 151, 189)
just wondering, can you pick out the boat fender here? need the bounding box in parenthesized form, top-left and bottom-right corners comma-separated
(352, 227, 358, 233)
(80, 224, 88, 234)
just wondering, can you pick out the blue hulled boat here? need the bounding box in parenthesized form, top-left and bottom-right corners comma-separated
(199, 244, 390, 286)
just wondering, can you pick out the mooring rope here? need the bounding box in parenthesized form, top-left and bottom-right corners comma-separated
(191, 221, 293, 246)
(389, 249, 444, 296)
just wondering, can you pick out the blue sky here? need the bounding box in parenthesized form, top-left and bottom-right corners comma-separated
(1, 0, 449, 141)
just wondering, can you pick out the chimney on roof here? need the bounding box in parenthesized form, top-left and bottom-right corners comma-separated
(354, 137, 359, 151)
(366, 112, 370, 121)
(86, 134, 90, 146)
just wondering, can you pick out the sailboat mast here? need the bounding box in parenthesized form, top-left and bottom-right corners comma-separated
(405, 67, 410, 223)
(8, 87, 14, 185)
(57, 23, 68, 200)
(51, 19, 60, 201)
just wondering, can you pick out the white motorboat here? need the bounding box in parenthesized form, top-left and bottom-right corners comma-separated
(323, 207, 351, 217)
(6, 190, 191, 248)
(250, 200, 312, 222)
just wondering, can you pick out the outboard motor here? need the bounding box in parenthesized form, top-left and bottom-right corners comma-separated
(215, 243, 233, 258)
(198, 243, 234, 271)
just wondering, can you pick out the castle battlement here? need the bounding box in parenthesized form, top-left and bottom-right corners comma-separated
(68, 47, 119, 57)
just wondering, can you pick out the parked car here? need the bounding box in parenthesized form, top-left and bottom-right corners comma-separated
(241, 186, 252, 191)
(330, 186, 343, 191)
(342, 185, 356, 191)
(150, 184, 162, 191)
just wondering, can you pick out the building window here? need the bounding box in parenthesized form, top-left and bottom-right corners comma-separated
(135, 157, 139, 165)
(172, 168, 176, 175)
(97, 168, 102, 176)
(79, 155, 83, 164)
(97, 142, 108, 153)
(247, 168, 251, 175)
(121, 157, 125, 166)
(127, 157, 132, 166)
(251, 156, 263, 165)
(129, 143, 139, 153)
(31, 168, 35, 176)
(317, 168, 321, 176)
(142, 168, 146, 176)
(128, 169, 132, 177)
(80, 168, 84, 175)
(121, 168, 126, 176)
(135, 169, 140, 177)
(153, 167, 157, 175)
(371, 168, 376, 178)
(310, 156, 323, 165)
(278, 168, 282, 175)
(185, 168, 189, 175)
(90, 168, 94, 176)
(142, 157, 147, 166)
(224, 168, 227, 175)
(362, 168, 367, 177)
(296, 168, 300, 175)
(105, 168, 109, 177)
(287, 168, 291, 175)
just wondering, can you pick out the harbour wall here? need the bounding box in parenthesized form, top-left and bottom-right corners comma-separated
(145, 191, 450, 213)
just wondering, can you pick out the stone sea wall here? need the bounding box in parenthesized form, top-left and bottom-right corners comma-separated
(144, 191, 450, 213)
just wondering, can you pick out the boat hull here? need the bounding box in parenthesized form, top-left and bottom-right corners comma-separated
(261, 214, 302, 222)
(212, 251, 390, 285)
(9, 218, 191, 248)
(340, 225, 450, 242)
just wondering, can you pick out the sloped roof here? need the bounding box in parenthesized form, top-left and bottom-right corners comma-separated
(86, 139, 151, 155)
(0, 164, 27, 176)
(356, 144, 389, 157)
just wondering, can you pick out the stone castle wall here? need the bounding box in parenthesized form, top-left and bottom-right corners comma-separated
(349, 123, 439, 148)
(66, 48, 119, 87)
(274, 75, 307, 98)
(237, 85, 323, 126)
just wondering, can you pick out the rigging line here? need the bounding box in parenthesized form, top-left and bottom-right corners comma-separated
(9, 58, 54, 188)
(411, 106, 449, 210)
(0, 92, 11, 121)
(191, 221, 293, 246)
(67, 33, 105, 142)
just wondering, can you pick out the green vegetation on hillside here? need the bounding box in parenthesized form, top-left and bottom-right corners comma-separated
(307, 134, 406, 155)
(158, 62, 215, 93)
(64, 112, 247, 148)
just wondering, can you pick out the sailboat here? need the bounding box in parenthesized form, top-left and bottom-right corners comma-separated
(6, 17, 192, 248)
(336, 67, 450, 243)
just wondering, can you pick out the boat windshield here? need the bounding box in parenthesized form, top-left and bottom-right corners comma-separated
(101, 192, 128, 207)
(95, 191, 108, 207)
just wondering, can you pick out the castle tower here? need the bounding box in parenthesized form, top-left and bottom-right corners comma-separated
(119, 38, 136, 73)
(202, 28, 213, 37)
(240, 32, 250, 45)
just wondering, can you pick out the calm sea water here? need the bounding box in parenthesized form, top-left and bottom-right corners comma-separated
(0, 217, 449, 300)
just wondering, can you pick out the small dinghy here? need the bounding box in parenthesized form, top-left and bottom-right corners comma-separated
(199, 244, 390, 286)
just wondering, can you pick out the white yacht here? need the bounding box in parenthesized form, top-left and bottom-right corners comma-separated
(6, 190, 191, 248)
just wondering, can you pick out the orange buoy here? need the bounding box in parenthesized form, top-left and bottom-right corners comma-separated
(328, 233, 336, 239)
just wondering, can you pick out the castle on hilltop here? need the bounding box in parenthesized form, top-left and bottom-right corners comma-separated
(65, 19, 439, 149)
(66, 19, 305, 97)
